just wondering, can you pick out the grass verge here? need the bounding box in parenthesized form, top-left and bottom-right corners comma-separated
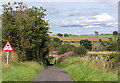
(2, 61, 44, 81)
(54, 56, 118, 81)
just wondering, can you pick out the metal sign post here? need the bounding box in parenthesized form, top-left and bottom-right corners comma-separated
(7, 51, 9, 64)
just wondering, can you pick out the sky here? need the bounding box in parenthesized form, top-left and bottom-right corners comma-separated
(1, 0, 119, 2)
(0, 0, 119, 35)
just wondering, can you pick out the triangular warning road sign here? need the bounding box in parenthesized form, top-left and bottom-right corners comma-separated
(2, 41, 14, 51)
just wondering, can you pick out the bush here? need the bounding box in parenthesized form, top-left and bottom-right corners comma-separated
(50, 37, 62, 51)
(107, 42, 118, 51)
(80, 39, 92, 51)
(57, 33, 63, 37)
(64, 34, 69, 37)
(74, 45, 87, 57)
(58, 44, 75, 55)
(117, 38, 120, 51)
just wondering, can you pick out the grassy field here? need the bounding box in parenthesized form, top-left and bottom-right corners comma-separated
(2, 61, 44, 81)
(50, 34, 114, 41)
(88, 51, 119, 55)
(55, 56, 118, 81)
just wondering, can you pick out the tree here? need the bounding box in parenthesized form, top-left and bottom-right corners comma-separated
(2, 2, 50, 65)
(57, 33, 63, 37)
(107, 42, 118, 51)
(113, 31, 118, 42)
(116, 33, 120, 51)
(64, 34, 69, 37)
(58, 44, 75, 55)
(80, 39, 92, 51)
(53, 37, 62, 44)
(74, 45, 87, 57)
(99, 39, 102, 42)
(113, 31, 118, 35)
(50, 37, 62, 51)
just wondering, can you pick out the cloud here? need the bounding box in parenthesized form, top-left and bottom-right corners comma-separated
(84, 25, 100, 28)
(60, 13, 117, 29)
(60, 19, 86, 27)
(46, 8, 59, 15)
(90, 13, 115, 22)
(69, 10, 98, 16)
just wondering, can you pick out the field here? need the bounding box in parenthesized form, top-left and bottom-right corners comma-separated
(55, 56, 118, 81)
(88, 51, 119, 55)
(50, 34, 114, 42)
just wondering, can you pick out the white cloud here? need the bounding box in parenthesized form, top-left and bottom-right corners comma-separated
(79, 17, 85, 19)
(60, 13, 117, 29)
(86, 13, 115, 23)
(84, 25, 100, 28)
(92, 13, 115, 22)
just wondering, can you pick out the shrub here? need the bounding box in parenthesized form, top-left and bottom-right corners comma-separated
(117, 38, 120, 51)
(74, 45, 87, 57)
(50, 37, 62, 51)
(107, 42, 118, 51)
(58, 44, 75, 55)
(57, 33, 63, 37)
(80, 39, 92, 51)
(64, 34, 69, 37)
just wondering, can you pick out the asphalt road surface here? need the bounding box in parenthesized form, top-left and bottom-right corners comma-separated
(34, 67, 73, 81)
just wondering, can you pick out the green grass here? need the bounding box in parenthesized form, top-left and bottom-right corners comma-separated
(70, 34, 114, 38)
(55, 56, 118, 81)
(51, 34, 114, 38)
(51, 34, 114, 42)
(2, 61, 44, 81)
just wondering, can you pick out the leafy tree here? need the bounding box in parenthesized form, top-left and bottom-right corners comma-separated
(113, 31, 118, 35)
(58, 44, 75, 55)
(74, 45, 87, 57)
(52, 37, 62, 44)
(113, 31, 118, 42)
(50, 37, 62, 51)
(57, 33, 63, 37)
(64, 34, 69, 37)
(117, 38, 120, 51)
(2, 2, 50, 65)
(107, 42, 118, 51)
(80, 39, 92, 51)
(99, 39, 102, 42)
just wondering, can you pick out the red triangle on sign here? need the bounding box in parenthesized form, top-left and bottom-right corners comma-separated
(2, 41, 14, 51)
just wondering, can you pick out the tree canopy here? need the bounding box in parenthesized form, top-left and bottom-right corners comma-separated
(2, 2, 50, 65)
(80, 39, 92, 51)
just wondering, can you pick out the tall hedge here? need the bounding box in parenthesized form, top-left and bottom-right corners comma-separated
(2, 2, 50, 64)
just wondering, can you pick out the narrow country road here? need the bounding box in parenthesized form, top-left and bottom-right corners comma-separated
(33, 67, 73, 82)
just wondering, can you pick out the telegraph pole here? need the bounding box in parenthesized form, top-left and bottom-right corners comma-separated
(95, 31, 99, 52)
(92, 36, 93, 51)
